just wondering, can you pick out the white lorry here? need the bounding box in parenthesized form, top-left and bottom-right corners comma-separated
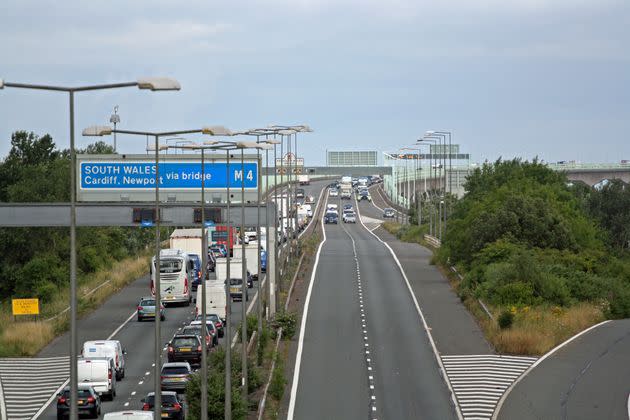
(215, 258, 251, 300)
(195, 280, 227, 321)
(298, 174, 310, 185)
(340, 182, 353, 199)
(169, 229, 203, 257)
(233, 244, 260, 280)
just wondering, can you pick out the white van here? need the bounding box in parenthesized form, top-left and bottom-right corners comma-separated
(104, 411, 153, 420)
(151, 249, 195, 306)
(82, 340, 126, 380)
(195, 281, 227, 321)
(77, 357, 116, 400)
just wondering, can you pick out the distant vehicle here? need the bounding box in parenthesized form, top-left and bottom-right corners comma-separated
(343, 204, 353, 211)
(358, 177, 369, 187)
(233, 244, 260, 281)
(160, 362, 192, 392)
(77, 357, 116, 400)
(150, 249, 194, 306)
(324, 211, 338, 224)
(261, 249, 268, 272)
(343, 211, 357, 223)
(229, 277, 249, 301)
(189, 320, 219, 347)
(206, 251, 216, 273)
(298, 174, 310, 185)
(305, 195, 315, 204)
(137, 297, 165, 322)
(104, 411, 153, 420)
(187, 254, 202, 291)
(194, 281, 226, 321)
(195, 313, 225, 338)
(357, 189, 372, 202)
(340, 183, 353, 199)
(167, 335, 202, 366)
(329, 188, 339, 197)
(57, 385, 101, 419)
(82, 340, 126, 380)
(296, 188, 305, 198)
(383, 208, 396, 218)
(341, 176, 352, 184)
(326, 203, 339, 214)
(181, 323, 216, 349)
(210, 226, 238, 256)
(141, 391, 185, 420)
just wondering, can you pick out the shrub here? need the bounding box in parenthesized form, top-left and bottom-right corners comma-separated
(273, 311, 297, 340)
(269, 355, 286, 401)
(498, 310, 514, 329)
(493, 282, 535, 306)
(35, 281, 57, 303)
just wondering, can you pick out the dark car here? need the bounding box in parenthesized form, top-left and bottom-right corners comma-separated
(142, 391, 185, 420)
(57, 385, 101, 419)
(261, 250, 267, 273)
(195, 313, 224, 337)
(182, 321, 218, 348)
(167, 335, 203, 366)
(296, 188, 305, 198)
(160, 362, 192, 392)
(206, 250, 216, 273)
(137, 297, 165, 322)
(188, 254, 202, 291)
(324, 212, 338, 224)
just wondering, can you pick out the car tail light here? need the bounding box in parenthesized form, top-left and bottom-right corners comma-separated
(215, 321, 222, 327)
(137, 306, 143, 311)
(198, 271, 201, 279)
(195, 307, 198, 316)
(58, 396, 67, 404)
(87, 396, 95, 404)
(173, 402, 182, 411)
(108, 370, 112, 380)
(150, 280, 155, 295)
(184, 277, 188, 294)
(197, 345, 202, 352)
(142, 403, 150, 411)
(168, 346, 174, 353)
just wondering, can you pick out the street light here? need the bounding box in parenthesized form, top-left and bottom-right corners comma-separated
(83, 124, 229, 420)
(1, 76, 180, 420)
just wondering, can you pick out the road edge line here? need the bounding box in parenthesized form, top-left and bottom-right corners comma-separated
(355, 200, 464, 420)
(286, 190, 328, 420)
(491, 319, 611, 420)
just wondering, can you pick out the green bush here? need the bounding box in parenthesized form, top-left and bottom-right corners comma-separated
(498, 310, 514, 329)
(35, 281, 57, 303)
(269, 354, 286, 401)
(273, 311, 298, 340)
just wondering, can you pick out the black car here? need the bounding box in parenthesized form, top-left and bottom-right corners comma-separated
(57, 385, 101, 419)
(324, 212, 338, 224)
(195, 313, 225, 337)
(142, 391, 185, 420)
(296, 188, 305, 198)
(167, 334, 203, 366)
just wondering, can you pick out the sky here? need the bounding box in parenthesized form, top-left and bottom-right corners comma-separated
(1, 0, 629, 165)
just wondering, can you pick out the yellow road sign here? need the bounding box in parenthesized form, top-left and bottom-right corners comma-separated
(12, 298, 40, 315)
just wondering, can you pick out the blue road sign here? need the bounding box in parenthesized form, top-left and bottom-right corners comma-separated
(80, 161, 258, 190)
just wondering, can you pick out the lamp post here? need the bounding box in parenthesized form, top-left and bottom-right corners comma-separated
(83, 124, 230, 420)
(418, 138, 438, 237)
(1, 76, 180, 420)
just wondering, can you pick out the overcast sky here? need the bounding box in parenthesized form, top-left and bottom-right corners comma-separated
(1, 0, 629, 165)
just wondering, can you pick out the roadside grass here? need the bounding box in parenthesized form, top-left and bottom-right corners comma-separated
(381, 224, 606, 356)
(0, 249, 151, 357)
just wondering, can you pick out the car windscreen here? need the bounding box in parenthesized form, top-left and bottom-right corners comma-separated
(161, 366, 190, 375)
(159, 259, 183, 273)
(172, 337, 199, 347)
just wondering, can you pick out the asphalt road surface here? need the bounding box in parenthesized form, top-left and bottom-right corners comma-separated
(290, 191, 457, 419)
(497, 319, 630, 420)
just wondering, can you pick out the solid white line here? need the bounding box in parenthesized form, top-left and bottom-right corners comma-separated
(287, 190, 328, 420)
(627, 392, 629, 420)
(108, 310, 137, 340)
(354, 199, 464, 420)
(491, 319, 611, 420)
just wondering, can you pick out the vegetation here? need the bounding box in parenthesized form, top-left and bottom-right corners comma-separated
(0, 131, 155, 305)
(438, 158, 630, 321)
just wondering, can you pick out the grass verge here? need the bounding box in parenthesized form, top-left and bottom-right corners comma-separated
(381, 221, 605, 356)
(0, 248, 151, 357)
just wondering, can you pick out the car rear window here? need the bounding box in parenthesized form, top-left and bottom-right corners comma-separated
(162, 366, 190, 375)
(172, 337, 199, 347)
(140, 299, 155, 306)
(62, 389, 92, 398)
(182, 326, 201, 336)
(230, 278, 242, 286)
(145, 394, 178, 404)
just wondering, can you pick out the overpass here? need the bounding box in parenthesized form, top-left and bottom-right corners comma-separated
(547, 163, 630, 186)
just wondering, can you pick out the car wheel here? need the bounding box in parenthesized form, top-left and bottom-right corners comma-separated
(137, 316, 142, 322)
(161, 314, 165, 321)
(56, 413, 65, 420)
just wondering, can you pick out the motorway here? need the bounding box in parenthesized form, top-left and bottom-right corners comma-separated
(16, 181, 327, 419)
(289, 190, 457, 419)
(496, 318, 630, 420)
